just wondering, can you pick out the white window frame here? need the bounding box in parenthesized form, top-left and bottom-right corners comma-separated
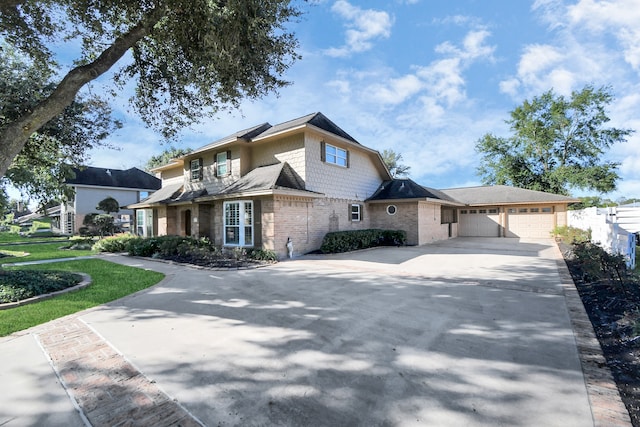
(351, 204, 361, 222)
(216, 152, 228, 176)
(190, 159, 202, 181)
(325, 143, 348, 167)
(223, 201, 254, 247)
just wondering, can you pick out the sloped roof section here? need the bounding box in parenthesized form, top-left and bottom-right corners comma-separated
(127, 183, 183, 208)
(67, 166, 161, 190)
(257, 112, 359, 144)
(190, 122, 272, 155)
(440, 185, 579, 205)
(367, 179, 457, 202)
(219, 162, 306, 195)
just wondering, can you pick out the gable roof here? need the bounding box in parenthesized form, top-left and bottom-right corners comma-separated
(367, 179, 461, 205)
(190, 122, 272, 155)
(219, 162, 307, 195)
(439, 185, 579, 205)
(255, 112, 359, 144)
(66, 166, 161, 191)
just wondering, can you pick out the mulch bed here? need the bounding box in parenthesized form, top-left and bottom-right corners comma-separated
(560, 242, 640, 426)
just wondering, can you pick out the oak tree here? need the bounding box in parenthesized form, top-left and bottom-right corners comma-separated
(476, 85, 632, 195)
(0, 0, 302, 177)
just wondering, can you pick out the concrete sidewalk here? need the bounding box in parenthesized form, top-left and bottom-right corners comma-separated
(0, 238, 632, 426)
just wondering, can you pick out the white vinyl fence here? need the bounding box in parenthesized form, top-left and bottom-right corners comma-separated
(568, 206, 638, 270)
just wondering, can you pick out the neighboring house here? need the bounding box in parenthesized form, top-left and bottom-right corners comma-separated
(61, 166, 161, 234)
(129, 112, 577, 258)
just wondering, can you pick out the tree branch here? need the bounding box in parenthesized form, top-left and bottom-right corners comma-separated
(0, 7, 164, 177)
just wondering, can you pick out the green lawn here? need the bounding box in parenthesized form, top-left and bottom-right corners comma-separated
(0, 242, 94, 264)
(0, 259, 164, 336)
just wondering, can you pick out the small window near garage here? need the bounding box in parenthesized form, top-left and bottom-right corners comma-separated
(507, 208, 516, 213)
(530, 207, 539, 213)
(469, 209, 477, 214)
(519, 208, 528, 213)
(387, 205, 397, 215)
(460, 210, 468, 214)
(479, 209, 487, 214)
(488, 208, 498, 214)
(542, 207, 553, 213)
(350, 204, 362, 222)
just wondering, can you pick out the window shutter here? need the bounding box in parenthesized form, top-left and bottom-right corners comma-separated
(320, 141, 326, 162)
(198, 158, 203, 180)
(226, 150, 231, 175)
(348, 204, 352, 222)
(359, 204, 363, 221)
(213, 156, 218, 177)
(346, 150, 350, 168)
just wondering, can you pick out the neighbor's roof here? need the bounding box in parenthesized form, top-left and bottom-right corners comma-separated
(439, 185, 579, 205)
(367, 179, 461, 205)
(67, 166, 161, 191)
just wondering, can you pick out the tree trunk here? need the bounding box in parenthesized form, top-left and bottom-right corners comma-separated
(0, 9, 163, 178)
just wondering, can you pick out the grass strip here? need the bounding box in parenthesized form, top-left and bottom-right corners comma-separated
(0, 259, 164, 336)
(0, 242, 94, 264)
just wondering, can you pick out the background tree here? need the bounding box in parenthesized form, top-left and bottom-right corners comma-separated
(0, 1, 302, 178)
(96, 197, 120, 214)
(381, 148, 411, 178)
(476, 85, 633, 195)
(1, 45, 121, 209)
(144, 146, 193, 172)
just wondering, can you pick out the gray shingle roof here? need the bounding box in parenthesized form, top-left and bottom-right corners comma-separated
(190, 122, 272, 155)
(439, 185, 579, 205)
(256, 112, 359, 144)
(67, 166, 161, 191)
(367, 179, 456, 202)
(219, 162, 306, 195)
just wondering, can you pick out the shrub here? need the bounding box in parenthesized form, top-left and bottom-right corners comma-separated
(92, 234, 138, 253)
(320, 229, 407, 254)
(127, 237, 159, 257)
(0, 270, 83, 303)
(572, 241, 629, 287)
(246, 248, 278, 261)
(551, 225, 591, 244)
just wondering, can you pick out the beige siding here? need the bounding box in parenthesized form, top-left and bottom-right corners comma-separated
(251, 135, 306, 178)
(304, 135, 383, 200)
(418, 201, 452, 244)
(184, 149, 242, 194)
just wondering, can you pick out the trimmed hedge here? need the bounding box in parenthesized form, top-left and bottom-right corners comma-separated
(320, 229, 407, 254)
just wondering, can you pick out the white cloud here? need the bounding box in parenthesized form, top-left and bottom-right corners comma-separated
(325, 1, 393, 57)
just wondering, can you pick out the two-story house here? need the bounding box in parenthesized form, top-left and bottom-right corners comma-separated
(62, 166, 161, 234)
(130, 112, 577, 258)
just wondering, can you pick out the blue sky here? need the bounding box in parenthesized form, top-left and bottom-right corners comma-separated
(66, 0, 640, 200)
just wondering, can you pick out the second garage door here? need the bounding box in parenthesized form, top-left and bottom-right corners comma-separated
(505, 207, 555, 238)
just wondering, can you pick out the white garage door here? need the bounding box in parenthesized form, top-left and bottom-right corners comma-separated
(506, 207, 555, 238)
(458, 208, 500, 237)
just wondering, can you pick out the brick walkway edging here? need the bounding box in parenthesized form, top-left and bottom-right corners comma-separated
(552, 243, 632, 427)
(34, 316, 204, 427)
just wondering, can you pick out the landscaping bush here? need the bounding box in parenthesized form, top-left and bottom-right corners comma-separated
(127, 237, 158, 257)
(92, 234, 138, 253)
(0, 270, 83, 303)
(551, 225, 591, 244)
(320, 229, 407, 254)
(246, 248, 278, 261)
(571, 241, 630, 288)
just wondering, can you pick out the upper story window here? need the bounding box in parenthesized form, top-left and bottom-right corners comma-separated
(216, 151, 231, 177)
(190, 158, 202, 181)
(322, 142, 348, 167)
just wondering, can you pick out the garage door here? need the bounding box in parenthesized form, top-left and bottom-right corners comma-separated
(458, 208, 500, 237)
(505, 207, 555, 238)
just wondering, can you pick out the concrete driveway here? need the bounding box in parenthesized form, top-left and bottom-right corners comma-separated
(1, 238, 600, 426)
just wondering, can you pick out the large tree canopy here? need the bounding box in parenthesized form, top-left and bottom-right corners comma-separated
(1, 45, 121, 209)
(0, 0, 302, 177)
(476, 85, 633, 195)
(144, 146, 193, 171)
